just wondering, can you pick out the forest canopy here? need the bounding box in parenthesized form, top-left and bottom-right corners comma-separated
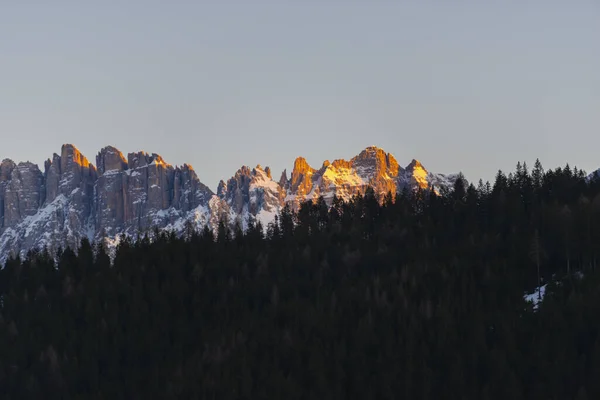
(2, 160, 600, 399)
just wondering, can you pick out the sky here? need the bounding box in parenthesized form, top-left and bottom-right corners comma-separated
(0, 1, 598, 190)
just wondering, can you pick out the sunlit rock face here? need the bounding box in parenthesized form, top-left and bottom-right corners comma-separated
(0, 144, 460, 263)
(281, 146, 446, 209)
(348, 146, 400, 198)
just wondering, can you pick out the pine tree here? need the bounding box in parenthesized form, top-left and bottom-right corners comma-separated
(529, 229, 545, 300)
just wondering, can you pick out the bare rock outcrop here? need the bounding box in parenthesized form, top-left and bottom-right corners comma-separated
(0, 159, 17, 228)
(3, 162, 44, 228)
(217, 164, 285, 228)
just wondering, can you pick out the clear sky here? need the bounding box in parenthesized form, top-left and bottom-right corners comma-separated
(1, 1, 598, 190)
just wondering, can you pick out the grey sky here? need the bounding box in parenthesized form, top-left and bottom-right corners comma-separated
(1, 1, 598, 190)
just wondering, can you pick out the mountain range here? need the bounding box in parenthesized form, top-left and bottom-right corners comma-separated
(0, 144, 460, 263)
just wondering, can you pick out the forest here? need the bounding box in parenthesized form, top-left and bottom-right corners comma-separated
(2, 160, 600, 399)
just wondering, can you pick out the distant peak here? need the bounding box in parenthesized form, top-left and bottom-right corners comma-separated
(331, 159, 352, 169)
(17, 161, 38, 168)
(217, 179, 227, 197)
(293, 156, 308, 166)
(126, 151, 172, 169)
(290, 157, 315, 193)
(61, 143, 91, 168)
(0, 159, 15, 181)
(99, 145, 123, 155)
(364, 145, 385, 151)
(407, 159, 425, 170)
(97, 146, 127, 174)
(355, 146, 389, 160)
(251, 164, 272, 179)
(150, 154, 169, 166)
(228, 166, 252, 184)
(351, 146, 400, 176)
(279, 169, 288, 186)
(292, 156, 314, 174)
(61, 143, 79, 152)
(359, 145, 388, 156)
(251, 164, 273, 178)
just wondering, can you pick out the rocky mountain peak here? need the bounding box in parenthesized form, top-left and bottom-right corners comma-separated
(217, 180, 227, 197)
(150, 154, 169, 167)
(279, 170, 288, 188)
(357, 145, 385, 157)
(57, 145, 95, 193)
(172, 162, 213, 213)
(96, 146, 128, 175)
(38, 145, 96, 206)
(220, 166, 254, 215)
(0, 159, 16, 182)
(61, 144, 91, 170)
(251, 165, 272, 180)
(126, 151, 171, 170)
(218, 162, 286, 226)
(235, 166, 252, 178)
(348, 147, 400, 198)
(406, 159, 424, 171)
(292, 156, 312, 173)
(354, 146, 394, 165)
(290, 157, 315, 195)
(331, 159, 352, 170)
(2, 162, 44, 229)
(401, 159, 431, 190)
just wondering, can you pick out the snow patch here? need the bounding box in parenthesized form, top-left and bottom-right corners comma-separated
(524, 285, 547, 310)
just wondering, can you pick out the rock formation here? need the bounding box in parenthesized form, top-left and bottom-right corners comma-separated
(0, 144, 461, 263)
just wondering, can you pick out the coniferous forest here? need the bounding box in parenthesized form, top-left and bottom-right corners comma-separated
(4, 161, 600, 399)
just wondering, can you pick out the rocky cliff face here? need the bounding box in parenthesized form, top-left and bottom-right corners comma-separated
(217, 165, 287, 229)
(1, 161, 45, 229)
(0, 144, 215, 262)
(0, 145, 98, 261)
(94, 147, 214, 240)
(0, 144, 461, 263)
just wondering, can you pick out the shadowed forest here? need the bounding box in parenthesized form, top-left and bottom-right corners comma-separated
(2, 160, 600, 399)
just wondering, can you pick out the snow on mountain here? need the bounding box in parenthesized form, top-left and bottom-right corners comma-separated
(587, 169, 600, 182)
(216, 164, 286, 230)
(0, 144, 461, 264)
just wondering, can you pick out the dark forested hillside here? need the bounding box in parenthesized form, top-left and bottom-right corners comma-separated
(2, 160, 600, 399)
